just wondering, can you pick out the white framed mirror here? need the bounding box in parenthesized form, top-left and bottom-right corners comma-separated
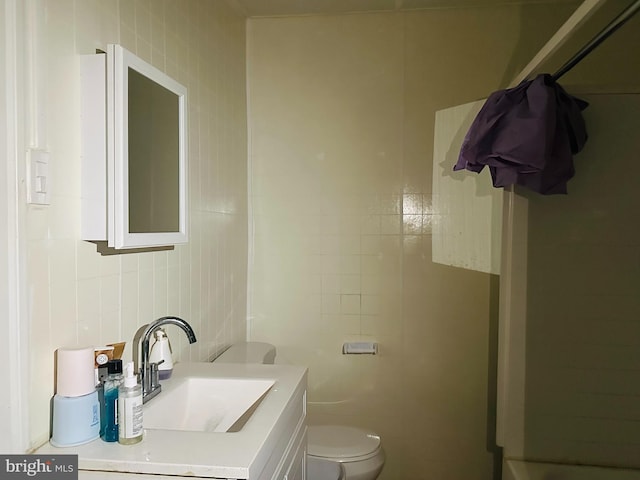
(81, 44, 188, 251)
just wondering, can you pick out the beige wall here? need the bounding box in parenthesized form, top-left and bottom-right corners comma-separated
(24, 0, 247, 449)
(247, 5, 577, 479)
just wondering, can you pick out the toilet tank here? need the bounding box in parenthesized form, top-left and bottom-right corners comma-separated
(214, 342, 276, 364)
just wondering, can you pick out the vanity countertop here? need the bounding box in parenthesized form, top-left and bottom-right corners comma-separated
(36, 362, 307, 479)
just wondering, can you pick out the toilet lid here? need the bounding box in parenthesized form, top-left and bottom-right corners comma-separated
(307, 425, 381, 460)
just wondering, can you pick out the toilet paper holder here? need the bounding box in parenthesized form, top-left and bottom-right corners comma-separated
(342, 342, 378, 355)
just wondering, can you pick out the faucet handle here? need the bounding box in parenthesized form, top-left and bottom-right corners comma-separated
(149, 362, 162, 390)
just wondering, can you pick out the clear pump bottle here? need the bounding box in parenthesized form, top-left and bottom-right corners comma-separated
(117, 362, 143, 444)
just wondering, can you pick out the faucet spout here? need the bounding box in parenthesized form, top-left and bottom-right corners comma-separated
(133, 316, 197, 402)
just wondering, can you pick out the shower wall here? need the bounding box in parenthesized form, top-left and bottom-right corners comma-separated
(512, 94, 640, 467)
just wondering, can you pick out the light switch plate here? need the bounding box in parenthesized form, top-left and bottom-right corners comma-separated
(27, 149, 50, 205)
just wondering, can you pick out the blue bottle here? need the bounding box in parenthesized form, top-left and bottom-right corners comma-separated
(101, 359, 123, 442)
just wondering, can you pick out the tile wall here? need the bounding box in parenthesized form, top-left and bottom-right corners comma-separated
(247, 5, 578, 479)
(521, 95, 640, 468)
(24, 0, 247, 449)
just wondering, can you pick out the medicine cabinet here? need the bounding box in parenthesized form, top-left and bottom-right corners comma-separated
(81, 44, 188, 250)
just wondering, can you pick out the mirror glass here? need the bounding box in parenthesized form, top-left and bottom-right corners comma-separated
(127, 68, 180, 234)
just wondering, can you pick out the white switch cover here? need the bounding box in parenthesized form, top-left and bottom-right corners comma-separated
(27, 149, 51, 205)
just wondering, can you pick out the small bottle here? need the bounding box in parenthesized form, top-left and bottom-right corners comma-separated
(96, 356, 110, 437)
(96, 383, 105, 437)
(101, 359, 123, 442)
(149, 329, 174, 380)
(118, 362, 143, 444)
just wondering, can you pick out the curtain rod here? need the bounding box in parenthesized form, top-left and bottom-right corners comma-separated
(553, 0, 640, 80)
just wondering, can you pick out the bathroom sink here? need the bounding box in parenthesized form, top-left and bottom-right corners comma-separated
(143, 376, 275, 432)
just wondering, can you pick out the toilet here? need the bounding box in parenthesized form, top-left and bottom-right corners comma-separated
(214, 342, 385, 480)
(307, 425, 384, 480)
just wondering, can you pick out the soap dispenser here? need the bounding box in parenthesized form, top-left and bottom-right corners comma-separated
(118, 362, 143, 445)
(148, 328, 174, 379)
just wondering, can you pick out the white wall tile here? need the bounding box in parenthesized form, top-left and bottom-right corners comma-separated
(519, 95, 640, 467)
(23, 0, 248, 449)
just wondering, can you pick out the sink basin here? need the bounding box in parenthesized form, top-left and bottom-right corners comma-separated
(143, 376, 275, 432)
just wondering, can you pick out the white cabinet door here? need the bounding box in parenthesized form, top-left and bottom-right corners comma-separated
(283, 433, 306, 480)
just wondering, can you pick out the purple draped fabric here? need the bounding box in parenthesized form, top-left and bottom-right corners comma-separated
(454, 74, 588, 195)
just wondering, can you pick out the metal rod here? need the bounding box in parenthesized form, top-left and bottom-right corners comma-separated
(510, 0, 607, 87)
(553, 0, 640, 80)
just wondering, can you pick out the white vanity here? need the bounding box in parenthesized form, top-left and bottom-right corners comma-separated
(36, 362, 307, 480)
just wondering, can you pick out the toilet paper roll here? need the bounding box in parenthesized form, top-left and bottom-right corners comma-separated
(56, 346, 96, 397)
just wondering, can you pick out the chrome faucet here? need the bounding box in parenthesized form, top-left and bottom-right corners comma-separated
(133, 316, 197, 403)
